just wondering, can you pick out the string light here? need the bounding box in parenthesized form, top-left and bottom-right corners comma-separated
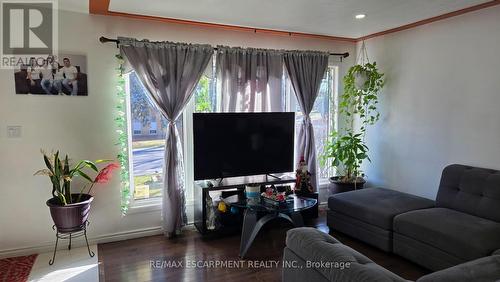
(115, 54, 131, 215)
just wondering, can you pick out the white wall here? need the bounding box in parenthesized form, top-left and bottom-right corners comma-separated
(361, 5, 500, 199)
(0, 11, 355, 256)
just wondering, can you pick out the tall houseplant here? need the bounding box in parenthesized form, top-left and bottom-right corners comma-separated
(321, 62, 384, 191)
(35, 150, 118, 232)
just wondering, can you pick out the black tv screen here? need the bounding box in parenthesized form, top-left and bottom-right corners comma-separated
(193, 112, 295, 180)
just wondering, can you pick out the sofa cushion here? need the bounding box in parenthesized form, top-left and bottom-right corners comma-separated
(436, 164, 500, 222)
(285, 227, 407, 282)
(416, 255, 500, 282)
(328, 210, 393, 252)
(328, 188, 434, 230)
(394, 208, 500, 261)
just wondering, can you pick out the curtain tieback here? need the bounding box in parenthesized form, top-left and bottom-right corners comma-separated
(302, 115, 312, 125)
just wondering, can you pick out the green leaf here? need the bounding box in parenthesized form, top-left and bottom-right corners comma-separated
(95, 159, 113, 164)
(82, 160, 99, 172)
(43, 154, 54, 173)
(74, 170, 94, 183)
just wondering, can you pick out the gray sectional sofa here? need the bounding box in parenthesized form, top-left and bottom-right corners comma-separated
(327, 164, 500, 271)
(281, 164, 500, 281)
(283, 227, 500, 282)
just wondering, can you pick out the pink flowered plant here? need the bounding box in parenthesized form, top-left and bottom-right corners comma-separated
(94, 163, 120, 184)
(35, 150, 118, 205)
(84, 163, 120, 198)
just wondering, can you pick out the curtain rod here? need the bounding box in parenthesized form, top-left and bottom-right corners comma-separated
(99, 36, 350, 60)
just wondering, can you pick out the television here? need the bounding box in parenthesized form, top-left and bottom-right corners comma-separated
(193, 112, 295, 180)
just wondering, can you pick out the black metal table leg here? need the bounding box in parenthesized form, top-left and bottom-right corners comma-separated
(239, 209, 258, 258)
(239, 210, 297, 259)
(84, 228, 95, 257)
(68, 233, 72, 250)
(48, 221, 95, 265)
(49, 233, 59, 265)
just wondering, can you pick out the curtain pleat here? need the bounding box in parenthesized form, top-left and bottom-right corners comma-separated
(216, 46, 284, 112)
(284, 51, 329, 191)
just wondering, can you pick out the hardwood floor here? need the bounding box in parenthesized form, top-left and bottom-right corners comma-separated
(98, 210, 430, 281)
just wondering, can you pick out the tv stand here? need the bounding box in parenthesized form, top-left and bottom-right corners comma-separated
(194, 174, 296, 236)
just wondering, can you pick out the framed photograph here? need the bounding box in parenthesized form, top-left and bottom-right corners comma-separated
(14, 54, 88, 96)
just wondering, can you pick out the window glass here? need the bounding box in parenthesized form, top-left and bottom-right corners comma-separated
(127, 70, 215, 201)
(128, 72, 165, 200)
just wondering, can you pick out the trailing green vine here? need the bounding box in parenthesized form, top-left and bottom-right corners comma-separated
(341, 62, 385, 134)
(115, 54, 131, 215)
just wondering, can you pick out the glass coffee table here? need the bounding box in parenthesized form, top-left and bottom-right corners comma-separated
(231, 194, 317, 258)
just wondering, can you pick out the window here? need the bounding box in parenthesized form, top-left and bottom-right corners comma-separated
(149, 121, 157, 135)
(284, 66, 338, 182)
(126, 60, 216, 203)
(125, 58, 337, 206)
(132, 121, 142, 135)
(183, 61, 217, 205)
(126, 72, 166, 201)
(312, 67, 337, 180)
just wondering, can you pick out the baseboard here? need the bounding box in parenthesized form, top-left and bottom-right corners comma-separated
(0, 225, 163, 259)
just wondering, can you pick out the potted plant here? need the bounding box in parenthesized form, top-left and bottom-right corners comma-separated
(34, 150, 118, 232)
(321, 131, 368, 192)
(321, 62, 384, 192)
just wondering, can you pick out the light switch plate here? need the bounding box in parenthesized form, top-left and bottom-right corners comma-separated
(7, 126, 22, 138)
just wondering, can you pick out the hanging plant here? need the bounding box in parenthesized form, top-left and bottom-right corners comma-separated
(341, 62, 385, 133)
(321, 59, 385, 187)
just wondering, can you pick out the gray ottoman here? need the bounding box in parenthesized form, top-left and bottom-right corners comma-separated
(327, 188, 434, 252)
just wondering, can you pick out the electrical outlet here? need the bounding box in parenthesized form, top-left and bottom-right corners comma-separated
(7, 126, 22, 138)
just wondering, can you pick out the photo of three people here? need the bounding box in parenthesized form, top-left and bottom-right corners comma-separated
(14, 54, 88, 96)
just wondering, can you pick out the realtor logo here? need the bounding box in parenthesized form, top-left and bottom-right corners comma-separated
(1, 0, 57, 68)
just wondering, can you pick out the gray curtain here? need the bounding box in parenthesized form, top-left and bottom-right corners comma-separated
(216, 46, 284, 112)
(284, 51, 329, 191)
(119, 37, 212, 236)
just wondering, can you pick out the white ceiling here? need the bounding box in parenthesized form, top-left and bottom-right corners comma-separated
(107, 0, 491, 38)
(59, 0, 88, 14)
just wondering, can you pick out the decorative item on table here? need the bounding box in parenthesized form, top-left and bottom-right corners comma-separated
(34, 150, 117, 232)
(230, 206, 239, 214)
(276, 184, 293, 196)
(217, 196, 227, 213)
(294, 156, 314, 194)
(261, 186, 288, 207)
(205, 193, 216, 230)
(245, 184, 261, 204)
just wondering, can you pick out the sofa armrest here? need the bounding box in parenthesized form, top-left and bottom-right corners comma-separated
(285, 228, 408, 282)
(417, 255, 500, 282)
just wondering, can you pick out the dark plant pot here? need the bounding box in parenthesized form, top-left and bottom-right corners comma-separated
(328, 176, 366, 194)
(46, 194, 93, 233)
